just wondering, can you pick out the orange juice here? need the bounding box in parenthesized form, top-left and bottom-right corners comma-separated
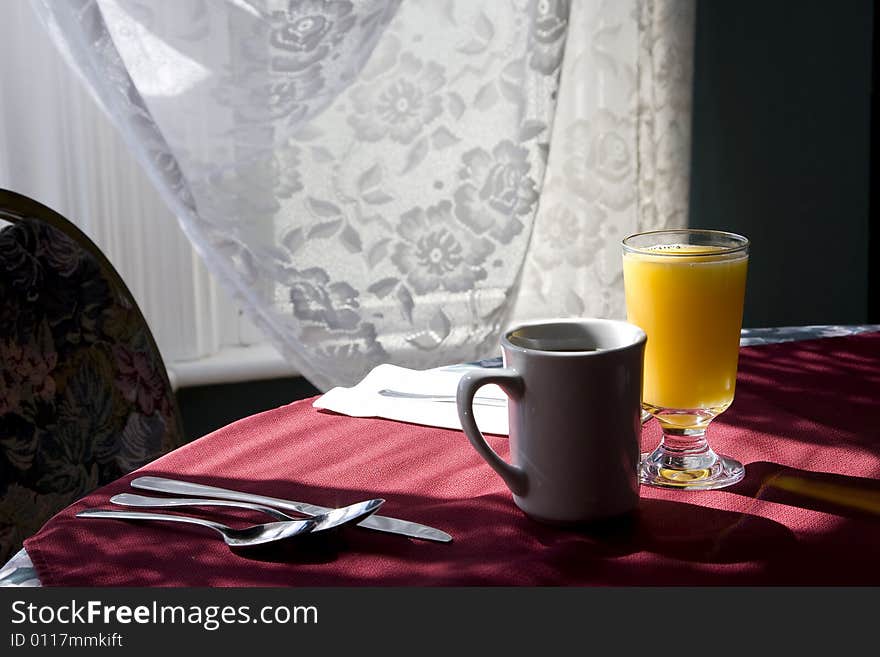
(623, 244, 748, 412)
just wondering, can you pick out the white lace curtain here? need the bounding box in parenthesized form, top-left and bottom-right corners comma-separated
(30, 0, 694, 389)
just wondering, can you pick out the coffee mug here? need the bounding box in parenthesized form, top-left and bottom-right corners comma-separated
(456, 319, 646, 525)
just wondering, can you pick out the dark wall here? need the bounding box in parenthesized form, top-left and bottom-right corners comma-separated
(176, 377, 319, 442)
(689, 0, 873, 327)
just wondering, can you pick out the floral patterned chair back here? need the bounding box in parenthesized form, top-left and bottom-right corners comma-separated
(0, 189, 184, 562)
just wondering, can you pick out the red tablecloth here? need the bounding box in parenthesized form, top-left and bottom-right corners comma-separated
(25, 333, 880, 586)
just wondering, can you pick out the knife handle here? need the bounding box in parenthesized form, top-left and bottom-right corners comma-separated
(130, 476, 323, 516)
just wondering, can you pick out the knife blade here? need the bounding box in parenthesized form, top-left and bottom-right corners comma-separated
(129, 476, 452, 543)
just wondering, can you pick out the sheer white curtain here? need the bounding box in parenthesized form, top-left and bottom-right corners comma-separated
(5, 0, 694, 389)
(513, 0, 695, 321)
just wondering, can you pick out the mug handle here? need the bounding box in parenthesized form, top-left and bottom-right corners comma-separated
(456, 369, 527, 496)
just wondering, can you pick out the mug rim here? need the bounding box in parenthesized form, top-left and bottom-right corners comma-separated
(501, 318, 646, 357)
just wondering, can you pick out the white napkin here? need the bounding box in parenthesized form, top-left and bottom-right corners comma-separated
(313, 363, 509, 435)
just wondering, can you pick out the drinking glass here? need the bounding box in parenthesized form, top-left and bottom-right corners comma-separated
(622, 229, 749, 489)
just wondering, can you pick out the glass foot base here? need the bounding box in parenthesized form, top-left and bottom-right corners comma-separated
(639, 452, 745, 490)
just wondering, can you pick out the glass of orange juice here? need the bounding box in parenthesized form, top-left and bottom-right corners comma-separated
(622, 229, 749, 489)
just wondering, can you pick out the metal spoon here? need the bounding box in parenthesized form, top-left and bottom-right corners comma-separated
(110, 492, 299, 521)
(76, 498, 384, 548)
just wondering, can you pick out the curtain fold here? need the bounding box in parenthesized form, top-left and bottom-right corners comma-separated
(512, 0, 695, 323)
(29, 0, 694, 389)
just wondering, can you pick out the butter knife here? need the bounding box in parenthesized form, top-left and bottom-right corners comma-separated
(378, 389, 507, 407)
(130, 476, 452, 543)
(378, 390, 653, 423)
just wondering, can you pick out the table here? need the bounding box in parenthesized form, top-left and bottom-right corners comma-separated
(3, 325, 879, 587)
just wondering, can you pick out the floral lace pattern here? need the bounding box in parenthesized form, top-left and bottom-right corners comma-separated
(391, 202, 495, 295)
(348, 49, 446, 144)
(32, 0, 568, 389)
(31, 1, 696, 388)
(0, 215, 182, 563)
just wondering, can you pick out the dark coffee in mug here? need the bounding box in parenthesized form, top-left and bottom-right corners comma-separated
(508, 327, 604, 353)
(524, 346, 600, 352)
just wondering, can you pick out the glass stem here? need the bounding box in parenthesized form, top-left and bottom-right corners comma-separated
(652, 424, 719, 472)
(639, 414, 745, 488)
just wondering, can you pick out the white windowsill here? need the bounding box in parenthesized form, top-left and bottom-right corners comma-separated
(163, 325, 880, 391)
(166, 343, 300, 390)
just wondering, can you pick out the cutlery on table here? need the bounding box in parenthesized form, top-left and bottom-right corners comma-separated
(378, 389, 507, 407)
(110, 493, 298, 521)
(130, 476, 453, 543)
(76, 498, 384, 548)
